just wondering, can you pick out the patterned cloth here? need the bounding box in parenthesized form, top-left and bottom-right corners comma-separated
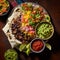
(8, 0, 26, 7)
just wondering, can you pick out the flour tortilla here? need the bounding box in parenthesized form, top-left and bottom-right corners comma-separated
(2, 6, 22, 48)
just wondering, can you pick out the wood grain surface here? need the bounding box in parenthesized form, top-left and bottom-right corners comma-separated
(0, 0, 60, 60)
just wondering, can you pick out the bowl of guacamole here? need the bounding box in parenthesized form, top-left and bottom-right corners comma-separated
(36, 22, 54, 40)
(4, 49, 18, 60)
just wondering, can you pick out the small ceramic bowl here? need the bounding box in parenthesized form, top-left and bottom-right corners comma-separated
(30, 38, 45, 53)
(0, 1, 10, 16)
(35, 22, 54, 40)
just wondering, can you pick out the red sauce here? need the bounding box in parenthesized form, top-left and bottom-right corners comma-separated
(32, 40, 44, 51)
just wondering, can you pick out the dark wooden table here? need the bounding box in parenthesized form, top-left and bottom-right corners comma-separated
(0, 0, 60, 60)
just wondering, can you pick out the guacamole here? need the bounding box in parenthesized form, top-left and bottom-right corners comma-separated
(4, 49, 18, 60)
(36, 22, 54, 39)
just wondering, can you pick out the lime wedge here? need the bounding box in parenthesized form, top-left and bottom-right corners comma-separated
(45, 43, 52, 50)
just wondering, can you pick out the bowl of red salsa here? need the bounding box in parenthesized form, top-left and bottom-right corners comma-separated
(30, 38, 45, 53)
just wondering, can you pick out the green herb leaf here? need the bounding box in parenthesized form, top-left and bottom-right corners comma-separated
(35, 14, 40, 18)
(21, 6, 25, 10)
(31, 14, 35, 19)
(28, 18, 35, 26)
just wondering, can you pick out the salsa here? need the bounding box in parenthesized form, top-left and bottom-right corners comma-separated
(32, 40, 44, 51)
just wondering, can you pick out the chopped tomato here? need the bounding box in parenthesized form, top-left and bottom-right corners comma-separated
(2, 3, 8, 7)
(24, 19, 28, 23)
(21, 15, 25, 22)
(32, 40, 44, 51)
(25, 7, 29, 10)
(2, 8, 7, 12)
(29, 30, 35, 35)
(35, 19, 40, 22)
(0, 0, 2, 2)
(38, 7, 43, 12)
(21, 3, 27, 7)
(0, 0, 3, 3)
